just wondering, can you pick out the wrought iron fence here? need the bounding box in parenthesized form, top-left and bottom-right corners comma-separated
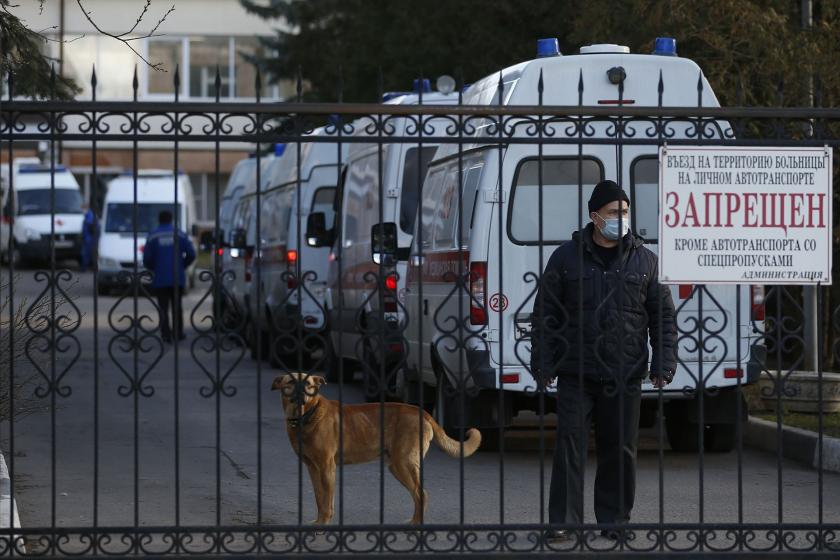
(1, 67, 839, 558)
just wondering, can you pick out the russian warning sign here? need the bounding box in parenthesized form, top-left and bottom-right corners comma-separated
(659, 146, 832, 285)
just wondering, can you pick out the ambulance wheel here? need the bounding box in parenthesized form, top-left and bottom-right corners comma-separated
(361, 340, 398, 402)
(665, 405, 701, 452)
(397, 369, 434, 413)
(433, 367, 470, 439)
(324, 339, 356, 384)
(9, 244, 23, 269)
(248, 325, 270, 361)
(705, 422, 737, 453)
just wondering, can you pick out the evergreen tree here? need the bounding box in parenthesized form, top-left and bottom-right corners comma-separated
(0, 0, 79, 99)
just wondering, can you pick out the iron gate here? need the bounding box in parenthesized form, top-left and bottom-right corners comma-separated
(1, 67, 839, 558)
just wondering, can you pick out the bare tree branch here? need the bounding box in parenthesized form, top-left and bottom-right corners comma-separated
(75, 0, 175, 71)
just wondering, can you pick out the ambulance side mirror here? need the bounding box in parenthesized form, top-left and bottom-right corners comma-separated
(306, 212, 329, 247)
(371, 222, 397, 266)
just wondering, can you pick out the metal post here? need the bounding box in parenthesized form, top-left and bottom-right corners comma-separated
(802, 0, 819, 371)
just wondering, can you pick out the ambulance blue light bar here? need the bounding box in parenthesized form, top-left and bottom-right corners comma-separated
(536, 38, 560, 58)
(413, 79, 431, 93)
(653, 37, 677, 56)
(274, 143, 286, 156)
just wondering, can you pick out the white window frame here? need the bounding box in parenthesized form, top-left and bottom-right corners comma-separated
(141, 36, 281, 101)
(141, 36, 189, 99)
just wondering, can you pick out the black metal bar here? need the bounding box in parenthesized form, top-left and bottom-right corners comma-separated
(6, 100, 840, 119)
(91, 64, 101, 531)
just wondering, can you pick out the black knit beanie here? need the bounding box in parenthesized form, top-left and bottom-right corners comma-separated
(588, 180, 630, 214)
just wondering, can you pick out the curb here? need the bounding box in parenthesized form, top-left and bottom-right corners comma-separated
(745, 416, 840, 474)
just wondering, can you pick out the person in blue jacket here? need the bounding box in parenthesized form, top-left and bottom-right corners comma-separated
(80, 207, 100, 272)
(143, 210, 196, 343)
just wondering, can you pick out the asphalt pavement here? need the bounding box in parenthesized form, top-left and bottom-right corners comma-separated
(1, 266, 839, 553)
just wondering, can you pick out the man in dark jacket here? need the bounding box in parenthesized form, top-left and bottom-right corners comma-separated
(531, 179, 677, 542)
(143, 210, 196, 343)
(80, 207, 100, 272)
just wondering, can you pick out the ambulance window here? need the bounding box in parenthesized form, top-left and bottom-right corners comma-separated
(434, 167, 460, 249)
(263, 186, 293, 244)
(399, 146, 437, 234)
(418, 167, 445, 250)
(311, 187, 336, 231)
(342, 153, 378, 248)
(436, 157, 484, 249)
(461, 162, 484, 232)
(508, 157, 603, 244)
(631, 157, 658, 241)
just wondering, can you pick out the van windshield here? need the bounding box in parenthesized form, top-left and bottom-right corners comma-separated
(399, 146, 437, 233)
(17, 189, 82, 215)
(105, 203, 183, 233)
(508, 158, 603, 244)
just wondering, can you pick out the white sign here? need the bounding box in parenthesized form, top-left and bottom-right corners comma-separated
(659, 146, 832, 285)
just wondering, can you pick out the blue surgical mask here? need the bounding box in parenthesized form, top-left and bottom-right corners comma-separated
(596, 213, 630, 241)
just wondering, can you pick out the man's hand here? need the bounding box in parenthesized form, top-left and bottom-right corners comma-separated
(535, 372, 556, 391)
(649, 369, 674, 389)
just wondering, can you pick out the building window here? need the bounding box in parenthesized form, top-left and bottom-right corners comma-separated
(147, 39, 184, 95)
(189, 37, 231, 98)
(235, 37, 266, 98)
(143, 36, 280, 100)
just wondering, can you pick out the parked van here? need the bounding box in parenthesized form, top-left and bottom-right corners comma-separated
(242, 130, 346, 369)
(1, 158, 84, 267)
(401, 39, 763, 452)
(309, 86, 458, 397)
(98, 171, 196, 294)
(226, 152, 280, 351)
(215, 156, 259, 331)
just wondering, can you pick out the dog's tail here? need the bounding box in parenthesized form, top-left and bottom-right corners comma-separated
(429, 418, 481, 458)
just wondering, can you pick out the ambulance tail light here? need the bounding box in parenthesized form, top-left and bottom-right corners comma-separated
(678, 284, 693, 299)
(1, 215, 12, 225)
(751, 285, 766, 321)
(384, 273, 398, 312)
(470, 261, 487, 326)
(724, 368, 743, 379)
(287, 249, 298, 290)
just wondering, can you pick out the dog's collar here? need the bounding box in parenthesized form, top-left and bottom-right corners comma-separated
(286, 403, 319, 428)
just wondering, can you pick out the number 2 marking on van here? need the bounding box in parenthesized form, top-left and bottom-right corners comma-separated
(489, 293, 508, 312)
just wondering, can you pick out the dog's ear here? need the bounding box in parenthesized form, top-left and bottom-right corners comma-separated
(270, 375, 288, 391)
(313, 375, 327, 387)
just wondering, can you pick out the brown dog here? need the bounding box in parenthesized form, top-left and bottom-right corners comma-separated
(271, 372, 481, 524)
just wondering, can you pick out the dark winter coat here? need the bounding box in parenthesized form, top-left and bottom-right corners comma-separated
(143, 224, 196, 288)
(530, 223, 677, 385)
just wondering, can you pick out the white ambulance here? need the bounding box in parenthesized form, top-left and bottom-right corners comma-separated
(227, 152, 278, 354)
(247, 128, 346, 369)
(401, 38, 764, 452)
(311, 84, 458, 397)
(217, 155, 260, 336)
(1, 159, 85, 267)
(98, 171, 196, 295)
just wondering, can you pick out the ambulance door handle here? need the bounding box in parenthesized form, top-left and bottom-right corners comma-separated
(423, 299, 428, 316)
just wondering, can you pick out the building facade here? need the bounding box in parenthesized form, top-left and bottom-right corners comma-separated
(8, 0, 291, 223)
